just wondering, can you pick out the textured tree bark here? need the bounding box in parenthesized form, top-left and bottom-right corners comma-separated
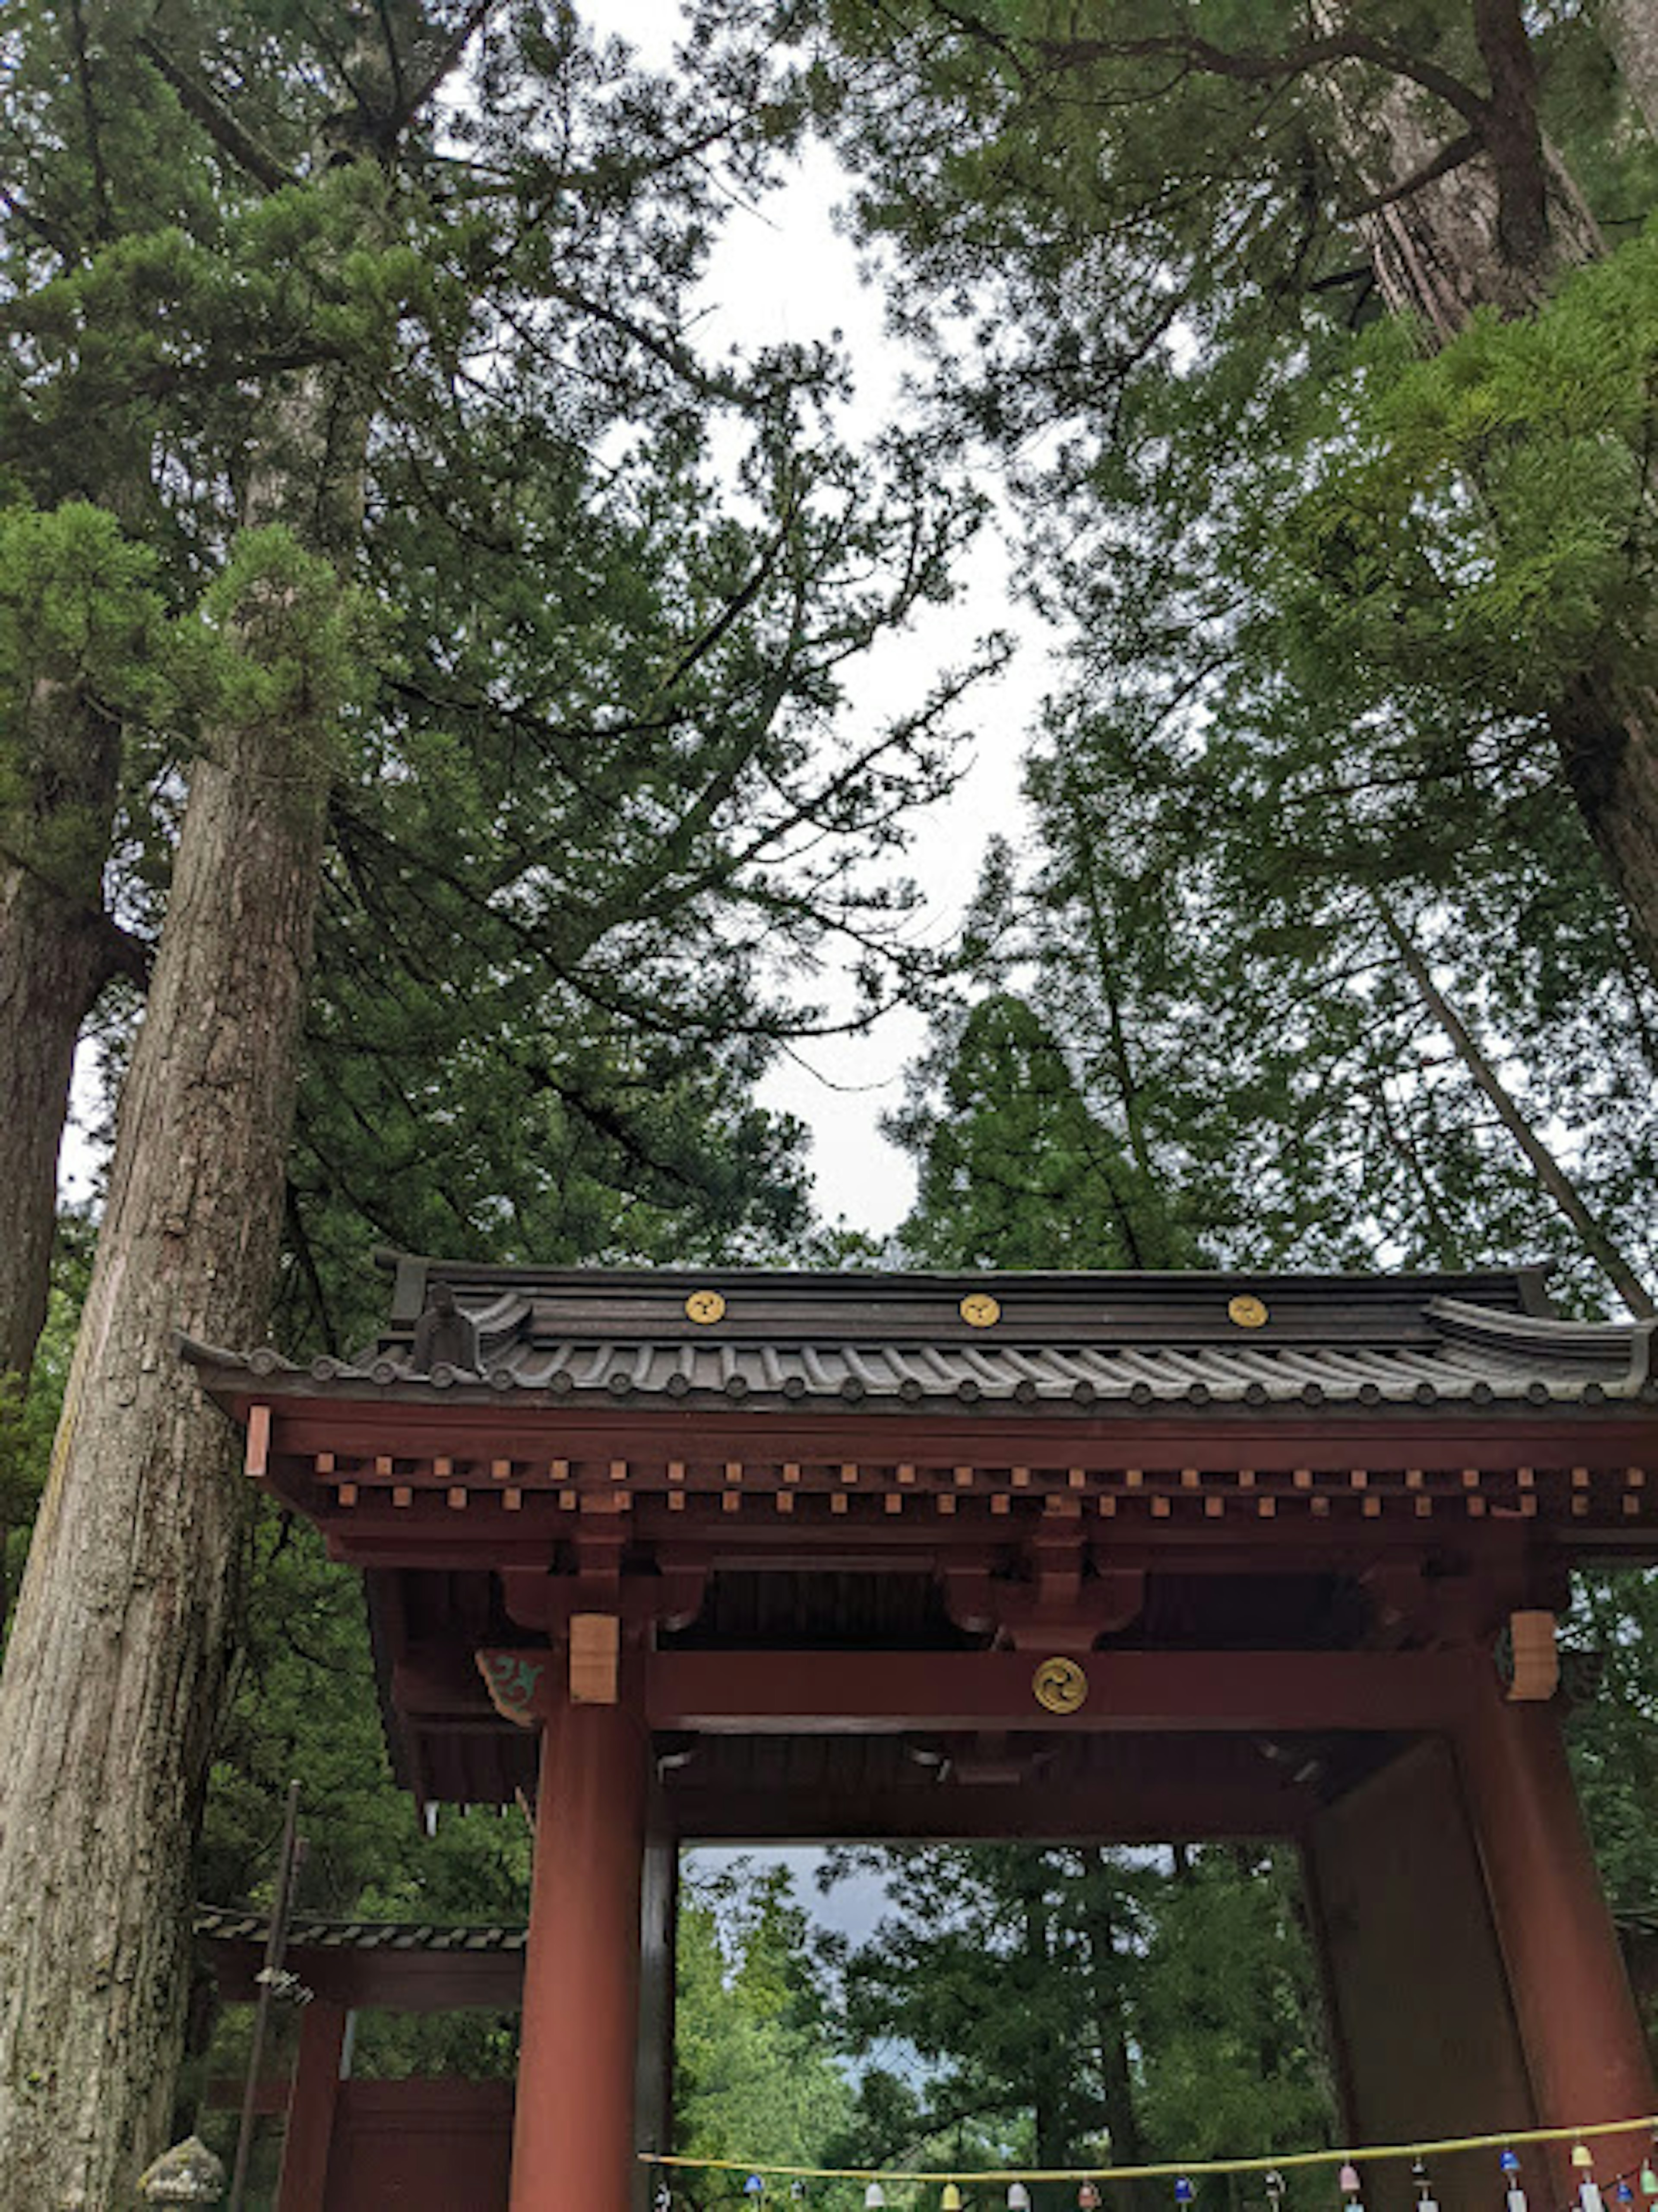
(1600, 0, 1658, 142)
(0, 884, 105, 1370)
(0, 5, 465, 2190)
(1552, 674, 1658, 1022)
(0, 712, 330, 2205)
(1317, 1, 1600, 337)
(0, 345, 356, 2201)
(0, 676, 134, 1632)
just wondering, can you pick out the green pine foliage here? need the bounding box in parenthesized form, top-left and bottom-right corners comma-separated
(2, 0, 999, 1360)
(819, 1842, 1334, 2209)
(768, 0, 1658, 1308)
(893, 993, 1192, 1271)
(675, 1862, 861, 2209)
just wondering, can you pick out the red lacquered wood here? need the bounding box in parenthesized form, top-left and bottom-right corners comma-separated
(510, 1674, 648, 2212)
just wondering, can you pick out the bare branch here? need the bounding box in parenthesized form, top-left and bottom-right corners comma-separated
(1000, 22, 1491, 137)
(133, 34, 293, 192)
(67, 0, 114, 238)
(1342, 130, 1481, 220)
(390, 0, 501, 135)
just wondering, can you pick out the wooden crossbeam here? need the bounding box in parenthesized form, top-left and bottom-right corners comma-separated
(648, 1647, 1480, 1735)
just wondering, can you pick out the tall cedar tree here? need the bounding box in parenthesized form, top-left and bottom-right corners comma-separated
(820, 1843, 1332, 2209)
(760, 0, 1658, 975)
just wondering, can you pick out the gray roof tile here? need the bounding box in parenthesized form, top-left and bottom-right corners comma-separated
(181, 1263, 1658, 1418)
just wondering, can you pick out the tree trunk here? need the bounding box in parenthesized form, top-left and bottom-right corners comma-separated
(1552, 673, 1658, 1003)
(1318, 6, 1658, 987)
(1317, 0, 1600, 338)
(0, 864, 109, 1627)
(0, 346, 353, 2200)
(0, 817, 118, 1385)
(1600, 0, 1658, 142)
(0, 672, 135, 1631)
(1367, 897, 1655, 1313)
(1082, 1850, 1148, 2212)
(0, 716, 330, 2204)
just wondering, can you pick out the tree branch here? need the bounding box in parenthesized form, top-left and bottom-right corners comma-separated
(1342, 129, 1481, 219)
(1468, 0, 1550, 267)
(1024, 27, 1491, 136)
(133, 34, 293, 192)
(68, 0, 114, 239)
(391, 0, 501, 136)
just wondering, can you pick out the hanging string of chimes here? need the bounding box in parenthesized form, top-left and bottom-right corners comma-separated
(648, 2112, 1658, 2207)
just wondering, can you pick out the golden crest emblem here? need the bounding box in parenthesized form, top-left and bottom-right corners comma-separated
(1032, 1656, 1088, 1715)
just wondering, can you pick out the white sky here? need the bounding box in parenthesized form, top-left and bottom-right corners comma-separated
(680, 164, 1045, 1239)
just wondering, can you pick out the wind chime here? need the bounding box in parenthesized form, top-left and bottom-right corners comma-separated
(655, 2130, 1658, 2210)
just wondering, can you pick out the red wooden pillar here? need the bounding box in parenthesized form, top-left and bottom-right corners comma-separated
(276, 1998, 348, 2212)
(510, 1659, 650, 2212)
(1457, 1681, 1655, 2179)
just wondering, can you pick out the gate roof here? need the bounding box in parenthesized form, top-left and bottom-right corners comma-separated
(183, 1259, 1658, 1816)
(187, 1257, 1654, 1419)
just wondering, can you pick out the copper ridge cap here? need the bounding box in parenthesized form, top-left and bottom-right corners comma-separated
(371, 1248, 1555, 1301)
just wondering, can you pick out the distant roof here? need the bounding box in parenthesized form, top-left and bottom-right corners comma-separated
(194, 1908, 525, 1954)
(195, 1907, 527, 2011)
(184, 1259, 1658, 1418)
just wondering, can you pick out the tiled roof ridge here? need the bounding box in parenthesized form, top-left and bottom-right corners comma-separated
(193, 1905, 526, 1951)
(372, 1254, 1555, 1300)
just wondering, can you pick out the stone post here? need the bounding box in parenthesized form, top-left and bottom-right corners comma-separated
(138, 2135, 226, 2205)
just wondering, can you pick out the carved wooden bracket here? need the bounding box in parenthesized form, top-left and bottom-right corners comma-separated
(941, 1558, 1145, 1655)
(477, 1649, 551, 1728)
(501, 1561, 707, 1636)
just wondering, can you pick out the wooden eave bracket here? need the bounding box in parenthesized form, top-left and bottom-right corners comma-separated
(500, 1562, 707, 1636)
(941, 1555, 1145, 1655)
(477, 1614, 629, 1716)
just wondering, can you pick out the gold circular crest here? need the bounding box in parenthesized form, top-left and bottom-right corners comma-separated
(1228, 1294, 1269, 1329)
(1032, 1656, 1088, 1715)
(684, 1289, 727, 1326)
(959, 1292, 1002, 1329)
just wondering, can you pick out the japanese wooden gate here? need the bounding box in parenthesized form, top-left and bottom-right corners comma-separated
(189, 1261, 1658, 2211)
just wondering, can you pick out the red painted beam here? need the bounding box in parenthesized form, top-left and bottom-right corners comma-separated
(240, 1391, 1658, 1479)
(206, 1936, 525, 2014)
(275, 2000, 346, 2212)
(645, 1648, 1481, 1735)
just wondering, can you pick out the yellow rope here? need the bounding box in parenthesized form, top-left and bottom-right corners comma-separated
(644, 2109, 1657, 2187)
